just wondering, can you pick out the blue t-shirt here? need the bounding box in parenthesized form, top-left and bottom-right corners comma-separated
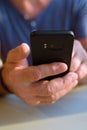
(0, 0, 87, 64)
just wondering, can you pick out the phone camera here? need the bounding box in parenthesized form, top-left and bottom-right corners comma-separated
(43, 43, 47, 48)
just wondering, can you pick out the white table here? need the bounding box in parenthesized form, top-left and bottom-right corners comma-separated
(0, 85, 87, 130)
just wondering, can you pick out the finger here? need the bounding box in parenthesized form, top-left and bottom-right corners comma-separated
(47, 72, 78, 95)
(14, 71, 78, 100)
(54, 73, 78, 100)
(24, 75, 77, 106)
(63, 72, 78, 87)
(70, 56, 81, 72)
(27, 78, 64, 97)
(35, 96, 55, 106)
(76, 62, 87, 80)
(27, 72, 78, 97)
(70, 40, 81, 72)
(55, 79, 78, 100)
(23, 96, 41, 106)
(48, 72, 78, 99)
(23, 96, 55, 106)
(6, 43, 30, 63)
(19, 78, 65, 98)
(18, 62, 67, 82)
(20, 80, 50, 97)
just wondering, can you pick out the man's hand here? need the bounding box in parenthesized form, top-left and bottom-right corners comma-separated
(70, 40, 87, 81)
(1, 43, 78, 106)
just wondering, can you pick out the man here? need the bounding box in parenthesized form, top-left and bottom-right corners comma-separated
(0, 0, 87, 106)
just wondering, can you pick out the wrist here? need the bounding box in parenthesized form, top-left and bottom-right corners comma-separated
(0, 67, 12, 94)
(0, 84, 9, 95)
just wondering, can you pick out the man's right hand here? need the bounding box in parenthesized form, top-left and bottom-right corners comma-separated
(1, 43, 78, 106)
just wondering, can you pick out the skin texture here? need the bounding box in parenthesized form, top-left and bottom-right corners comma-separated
(71, 40, 87, 78)
(0, 0, 87, 105)
(2, 40, 87, 106)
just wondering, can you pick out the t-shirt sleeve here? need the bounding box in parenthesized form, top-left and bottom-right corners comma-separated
(73, 0, 87, 39)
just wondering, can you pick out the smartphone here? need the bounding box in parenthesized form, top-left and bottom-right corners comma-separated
(30, 30, 74, 80)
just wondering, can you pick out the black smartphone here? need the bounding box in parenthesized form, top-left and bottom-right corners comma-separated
(30, 30, 74, 80)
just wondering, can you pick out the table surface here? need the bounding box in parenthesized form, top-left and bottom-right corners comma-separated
(0, 85, 87, 130)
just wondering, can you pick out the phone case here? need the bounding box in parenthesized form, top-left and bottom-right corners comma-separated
(30, 30, 74, 80)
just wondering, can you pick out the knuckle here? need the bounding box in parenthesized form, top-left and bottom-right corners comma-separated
(50, 64, 57, 74)
(47, 81, 57, 95)
(50, 95, 57, 102)
(47, 79, 64, 101)
(32, 68, 41, 81)
(44, 84, 51, 95)
(46, 83, 53, 95)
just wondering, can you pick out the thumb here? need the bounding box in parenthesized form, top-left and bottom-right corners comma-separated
(6, 43, 30, 63)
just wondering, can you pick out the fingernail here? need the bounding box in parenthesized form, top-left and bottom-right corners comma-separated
(55, 63, 68, 72)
